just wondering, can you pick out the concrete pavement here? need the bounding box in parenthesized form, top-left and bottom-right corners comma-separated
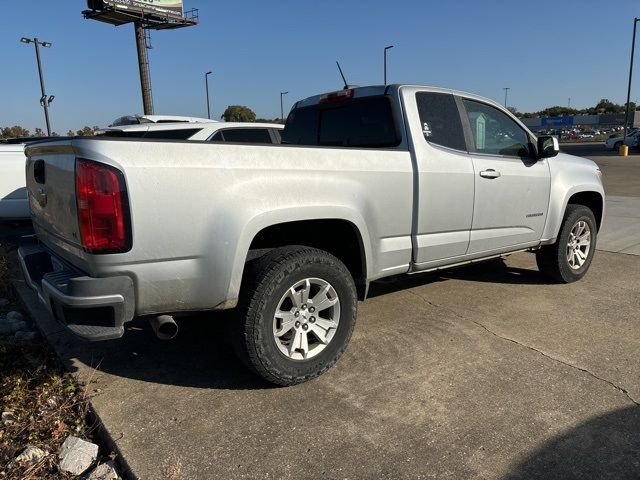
(15, 253, 640, 479)
(599, 196, 640, 255)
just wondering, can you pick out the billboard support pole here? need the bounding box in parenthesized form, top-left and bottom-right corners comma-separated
(135, 21, 154, 115)
(624, 17, 639, 142)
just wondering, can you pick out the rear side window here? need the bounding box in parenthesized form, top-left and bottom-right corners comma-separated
(97, 128, 201, 140)
(210, 131, 224, 142)
(143, 128, 201, 140)
(96, 130, 146, 138)
(210, 128, 272, 143)
(282, 95, 400, 148)
(416, 92, 466, 151)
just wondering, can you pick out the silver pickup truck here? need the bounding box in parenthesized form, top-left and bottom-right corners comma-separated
(19, 85, 604, 385)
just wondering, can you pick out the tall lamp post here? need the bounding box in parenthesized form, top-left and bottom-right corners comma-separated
(20, 37, 54, 136)
(280, 91, 288, 122)
(205, 71, 213, 119)
(384, 45, 394, 85)
(503, 87, 510, 108)
(623, 18, 640, 144)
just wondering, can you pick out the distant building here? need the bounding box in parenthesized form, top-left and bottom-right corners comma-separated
(521, 112, 640, 132)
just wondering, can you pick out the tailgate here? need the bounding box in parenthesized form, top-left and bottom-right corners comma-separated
(25, 141, 82, 249)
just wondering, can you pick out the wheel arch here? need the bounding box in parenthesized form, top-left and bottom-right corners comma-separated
(542, 181, 605, 245)
(567, 191, 604, 231)
(227, 209, 373, 304)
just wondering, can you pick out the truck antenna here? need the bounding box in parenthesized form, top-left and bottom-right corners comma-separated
(336, 61, 349, 89)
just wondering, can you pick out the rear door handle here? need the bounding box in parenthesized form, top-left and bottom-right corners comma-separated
(479, 169, 501, 179)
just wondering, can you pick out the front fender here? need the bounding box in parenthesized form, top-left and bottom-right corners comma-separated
(541, 153, 605, 243)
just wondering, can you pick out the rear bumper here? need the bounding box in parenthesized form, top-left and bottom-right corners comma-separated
(18, 237, 135, 341)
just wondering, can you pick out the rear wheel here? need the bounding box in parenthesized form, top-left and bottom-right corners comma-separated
(234, 246, 357, 386)
(614, 141, 622, 151)
(536, 204, 597, 283)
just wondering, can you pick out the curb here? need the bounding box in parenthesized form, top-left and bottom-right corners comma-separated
(13, 279, 138, 480)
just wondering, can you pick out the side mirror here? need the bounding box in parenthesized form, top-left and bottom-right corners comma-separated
(537, 135, 559, 159)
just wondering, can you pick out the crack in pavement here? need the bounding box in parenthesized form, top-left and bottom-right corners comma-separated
(406, 288, 640, 407)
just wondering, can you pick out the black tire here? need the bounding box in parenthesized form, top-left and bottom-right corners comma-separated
(614, 141, 622, 151)
(234, 246, 357, 386)
(536, 204, 597, 283)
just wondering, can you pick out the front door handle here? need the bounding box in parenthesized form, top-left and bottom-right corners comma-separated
(479, 169, 501, 179)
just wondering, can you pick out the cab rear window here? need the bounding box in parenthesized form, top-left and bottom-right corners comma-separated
(282, 95, 401, 148)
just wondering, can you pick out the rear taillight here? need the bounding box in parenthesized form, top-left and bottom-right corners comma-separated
(75, 158, 131, 253)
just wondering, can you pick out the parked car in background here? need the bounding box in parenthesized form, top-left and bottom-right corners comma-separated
(1, 122, 282, 220)
(1, 137, 65, 219)
(109, 114, 217, 127)
(0, 143, 29, 218)
(606, 129, 640, 150)
(96, 121, 283, 143)
(19, 84, 604, 386)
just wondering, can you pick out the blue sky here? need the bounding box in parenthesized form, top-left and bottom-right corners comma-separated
(2, 0, 640, 133)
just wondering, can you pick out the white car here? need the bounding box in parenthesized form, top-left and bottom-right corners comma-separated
(96, 121, 284, 143)
(1, 122, 283, 219)
(606, 130, 640, 150)
(0, 143, 29, 219)
(109, 114, 217, 127)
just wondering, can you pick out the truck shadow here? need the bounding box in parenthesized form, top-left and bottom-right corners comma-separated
(63, 259, 552, 391)
(368, 258, 552, 299)
(504, 405, 640, 480)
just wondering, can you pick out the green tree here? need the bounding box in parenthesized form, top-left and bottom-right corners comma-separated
(506, 106, 521, 117)
(221, 105, 256, 122)
(76, 125, 99, 136)
(537, 106, 578, 117)
(0, 125, 30, 139)
(66, 130, 75, 137)
(34, 127, 45, 137)
(593, 98, 623, 114)
(255, 117, 285, 124)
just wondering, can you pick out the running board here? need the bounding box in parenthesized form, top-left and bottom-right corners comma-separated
(407, 248, 533, 275)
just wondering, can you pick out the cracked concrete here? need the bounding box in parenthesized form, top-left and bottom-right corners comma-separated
(470, 319, 639, 407)
(407, 283, 640, 407)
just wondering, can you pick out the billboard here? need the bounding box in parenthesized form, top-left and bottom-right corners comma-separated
(89, 0, 184, 19)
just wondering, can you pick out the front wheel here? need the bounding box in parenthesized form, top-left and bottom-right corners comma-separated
(614, 141, 622, 151)
(536, 204, 597, 283)
(234, 246, 357, 386)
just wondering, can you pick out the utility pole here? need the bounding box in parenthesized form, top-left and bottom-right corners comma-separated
(623, 17, 640, 143)
(205, 71, 212, 119)
(503, 87, 510, 108)
(134, 21, 153, 115)
(568, 97, 571, 109)
(280, 91, 289, 122)
(384, 45, 394, 85)
(20, 37, 54, 135)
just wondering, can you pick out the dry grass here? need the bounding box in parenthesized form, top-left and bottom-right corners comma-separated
(0, 254, 14, 305)
(0, 342, 95, 479)
(0, 241, 104, 479)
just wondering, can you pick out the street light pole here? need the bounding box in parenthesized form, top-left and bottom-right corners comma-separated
(503, 87, 510, 108)
(280, 91, 289, 122)
(623, 17, 640, 143)
(384, 45, 394, 85)
(205, 71, 212, 119)
(20, 37, 53, 135)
